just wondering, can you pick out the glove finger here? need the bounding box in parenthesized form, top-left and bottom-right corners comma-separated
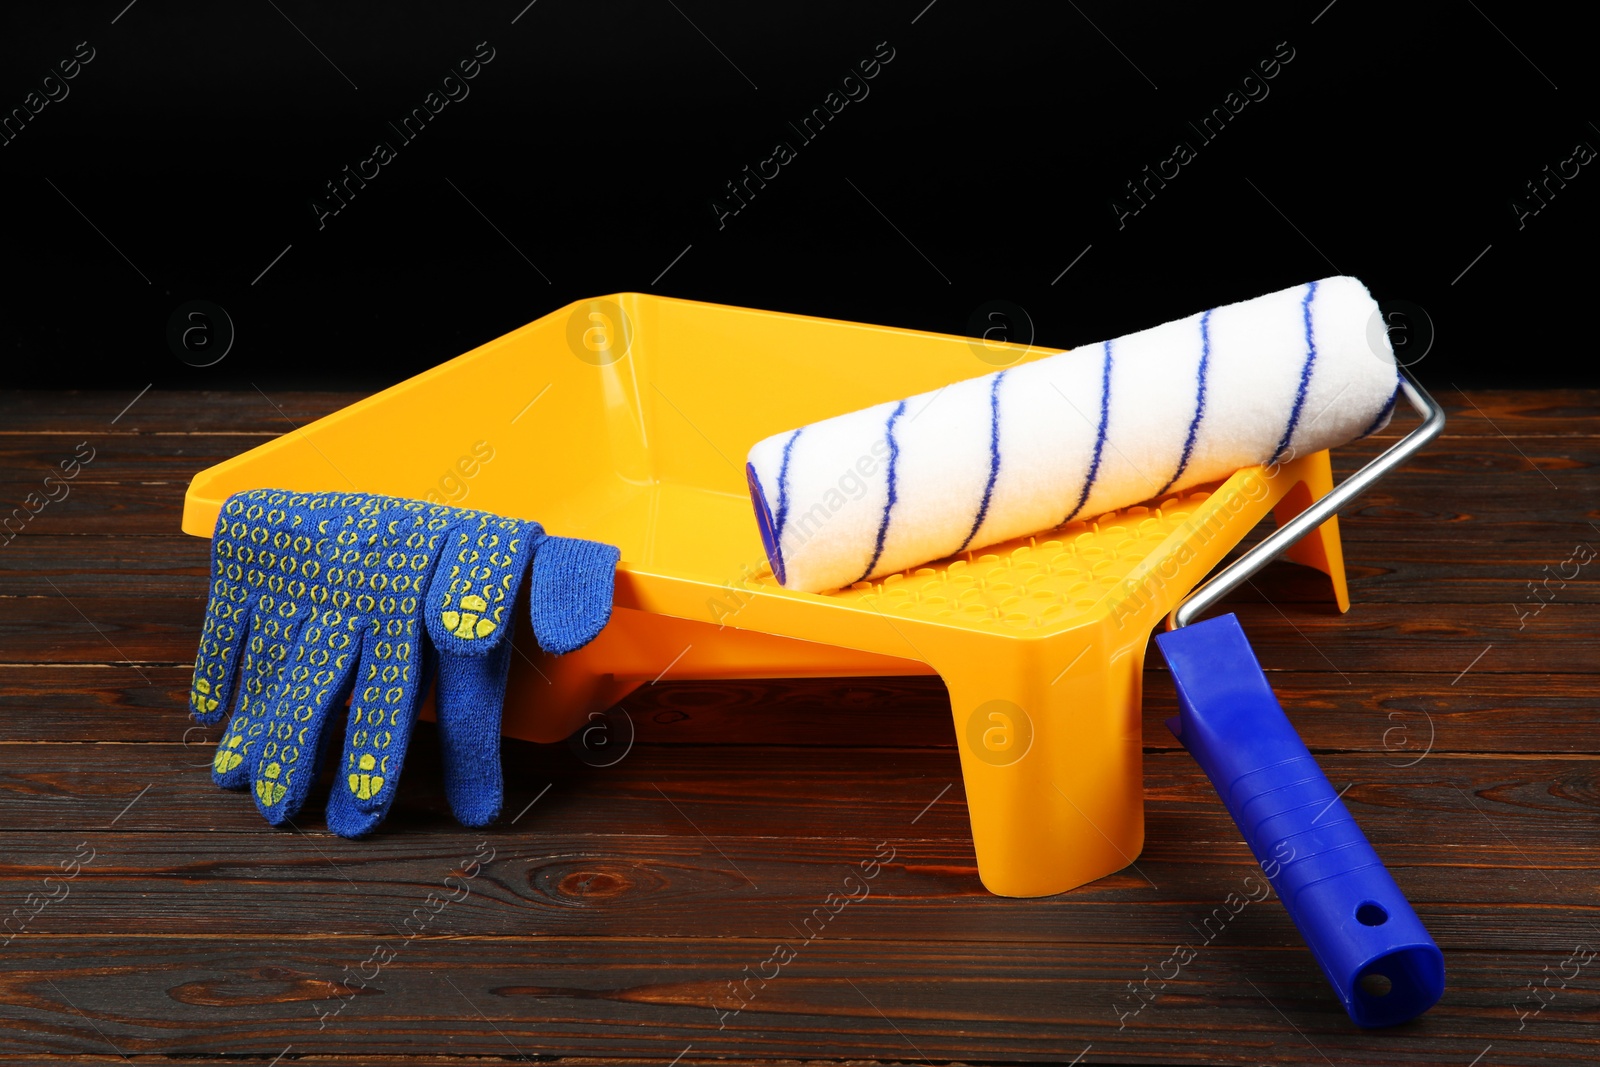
(435, 641, 513, 827)
(529, 535, 621, 655)
(190, 497, 262, 723)
(426, 514, 540, 828)
(430, 514, 541, 648)
(211, 602, 305, 788)
(311, 503, 450, 836)
(324, 615, 428, 837)
(193, 490, 321, 723)
(248, 603, 366, 825)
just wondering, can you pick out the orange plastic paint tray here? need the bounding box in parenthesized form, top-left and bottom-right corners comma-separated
(182, 293, 1350, 897)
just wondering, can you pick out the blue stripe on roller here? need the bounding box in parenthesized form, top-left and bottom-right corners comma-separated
(1156, 310, 1212, 496)
(746, 462, 786, 586)
(1063, 341, 1114, 524)
(857, 400, 908, 583)
(1270, 280, 1320, 464)
(774, 427, 802, 543)
(957, 370, 1008, 553)
(1357, 379, 1402, 439)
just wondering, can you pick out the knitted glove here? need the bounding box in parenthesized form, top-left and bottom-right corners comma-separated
(190, 489, 619, 836)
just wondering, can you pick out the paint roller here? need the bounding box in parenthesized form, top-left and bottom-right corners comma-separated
(745, 275, 1448, 1026)
(746, 275, 1400, 594)
(1152, 369, 1447, 1027)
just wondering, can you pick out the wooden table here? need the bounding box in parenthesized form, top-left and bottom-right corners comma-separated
(1, 389, 1594, 1066)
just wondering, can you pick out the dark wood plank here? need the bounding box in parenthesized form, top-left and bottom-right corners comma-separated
(0, 390, 366, 434)
(2, 394, 1597, 545)
(0, 666, 195, 742)
(1369, 388, 1600, 437)
(10, 477, 1593, 541)
(8, 532, 1600, 605)
(0, 734, 1592, 851)
(0, 535, 208, 597)
(0, 823, 1592, 946)
(0, 481, 189, 539)
(2, 387, 1593, 436)
(3, 667, 1598, 756)
(4, 475, 1594, 545)
(0, 588, 1588, 676)
(0, 433, 285, 484)
(0, 936, 1592, 1064)
(3, 436, 1590, 507)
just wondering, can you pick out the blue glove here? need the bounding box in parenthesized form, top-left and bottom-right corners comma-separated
(190, 489, 619, 836)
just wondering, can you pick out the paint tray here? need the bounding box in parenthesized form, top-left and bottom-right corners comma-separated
(184, 292, 1368, 898)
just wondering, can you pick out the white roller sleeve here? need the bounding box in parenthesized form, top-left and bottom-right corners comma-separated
(746, 275, 1401, 594)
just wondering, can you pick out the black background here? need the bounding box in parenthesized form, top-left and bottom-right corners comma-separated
(1, 1, 1593, 390)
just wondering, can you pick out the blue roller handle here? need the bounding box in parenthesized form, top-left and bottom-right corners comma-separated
(1154, 613, 1444, 1027)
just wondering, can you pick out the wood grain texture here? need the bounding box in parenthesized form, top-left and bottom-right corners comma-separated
(0, 389, 1596, 1066)
(4, 935, 1592, 1065)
